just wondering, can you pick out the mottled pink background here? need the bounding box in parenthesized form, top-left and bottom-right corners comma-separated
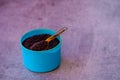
(0, 0, 120, 80)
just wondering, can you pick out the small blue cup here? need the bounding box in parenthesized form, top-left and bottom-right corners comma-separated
(20, 28, 62, 72)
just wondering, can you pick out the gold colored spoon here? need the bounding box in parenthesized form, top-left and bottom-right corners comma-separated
(30, 27, 68, 50)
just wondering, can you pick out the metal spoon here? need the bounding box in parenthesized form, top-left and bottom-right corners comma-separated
(30, 27, 68, 50)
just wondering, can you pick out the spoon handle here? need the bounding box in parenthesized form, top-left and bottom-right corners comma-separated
(45, 27, 68, 43)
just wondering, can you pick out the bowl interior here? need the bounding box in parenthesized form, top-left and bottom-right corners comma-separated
(20, 28, 62, 52)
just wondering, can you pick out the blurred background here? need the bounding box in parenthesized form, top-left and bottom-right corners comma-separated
(0, 0, 120, 80)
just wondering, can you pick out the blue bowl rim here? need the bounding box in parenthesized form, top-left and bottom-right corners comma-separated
(20, 28, 62, 53)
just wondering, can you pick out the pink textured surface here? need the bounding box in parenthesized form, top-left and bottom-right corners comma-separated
(0, 0, 120, 80)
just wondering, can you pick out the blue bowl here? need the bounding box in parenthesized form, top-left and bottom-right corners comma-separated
(20, 28, 62, 72)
